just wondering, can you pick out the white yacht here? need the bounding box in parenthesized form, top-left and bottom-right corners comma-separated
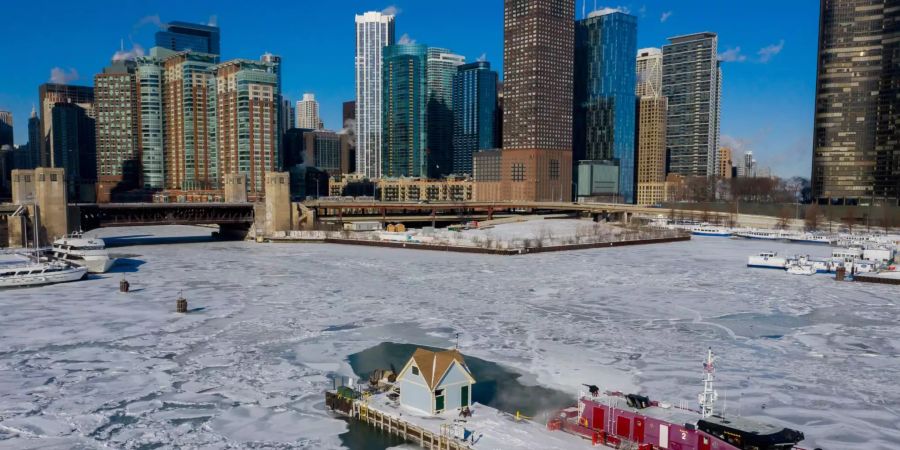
(0, 260, 87, 288)
(786, 263, 816, 276)
(735, 229, 785, 240)
(786, 233, 833, 245)
(691, 226, 732, 237)
(51, 233, 116, 273)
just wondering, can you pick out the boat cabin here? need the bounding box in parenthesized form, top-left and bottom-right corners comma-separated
(396, 348, 475, 415)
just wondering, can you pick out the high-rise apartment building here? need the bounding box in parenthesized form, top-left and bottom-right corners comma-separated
(94, 60, 140, 202)
(303, 130, 343, 175)
(662, 32, 721, 177)
(426, 47, 466, 177)
(636, 48, 663, 98)
(213, 59, 279, 198)
(135, 47, 176, 190)
(452, 61, 498, 175)
(282, 98, 294, 135)
(161, 51, 219, 191)
(0, 111, 12, 148)
(51, 102, 96, 201)
(261, 53, 285, 149)
(382, 43, 428, 178)
(155, 21, 221, 55)
(296, 93, 321, 129)
(573, 9, 637, 203)
(500, 0, 575, 201)
(717, 147, 733, 179)
(635, 48, 667, 205)
(812, 0, 899, 205)
(38, 84, 94, 168)
(355, 11, 396, 179)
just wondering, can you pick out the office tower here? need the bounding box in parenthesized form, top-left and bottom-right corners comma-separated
(452, 61, 498, 174)
(355, 11, 396, 179)
(303, 130, 342, 175)
(382, 43, 428, 178)
(812, 0, 899, 205)
(0, 111, 12, 147)
(573, 9, 637, 203)
(135, 47, 175, 189)
(214, 59, 279, 198)
(155, 21, 221, 55)
(0, 145, 11, 197)
(296, 93, 321, 129)
(717, 147, 733, 179)
(38, 84, 94, 167)
(282, 98, 295, 137)
(51, 102, 96, 201)
(94, 60, 140, 202)
(426, 47, 466, 177)
(162, 51, 219, 191)
(501, 0, 575, 201)
(26, 107, 40, 169)
(635, 48, 667, 205)
(636, 48, 663, 98)
(662, 32, 721, 177)
(737, 151, 756, 178)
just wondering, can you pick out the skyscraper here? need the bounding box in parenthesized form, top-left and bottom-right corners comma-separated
(812, 0, 899, 205)
(26, 107, 41, 169)
(662, 32, 721, 177)
(355, 11, 396, 179)
(717, 147, 733, 179)
(635, 48, 668, 206)
(261, 53, 285, 151)
(343, 100, 356, 125)
(501, 0, 575, 201)
(296, 93, 321, 129)
(155, 21, 221, 55)
(382, 43, 428, 178)
(573, 9, 638, 203)
(161, 51, 219, 191)
(426, 47, 465, 177)
(94, 60, 140, 202)
(38, 84, 94, 168)
(452, 61, 498, 175)
(213, 59, 280, 198)
(0, 111, 12, 148)
(135, 47, 175, 190)
(51, 102, 96, 201)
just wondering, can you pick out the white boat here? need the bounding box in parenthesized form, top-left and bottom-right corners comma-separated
(789, 255, 833, 273)
(691, 226, 732, 237)
(0, 260, 87, 288)
(747, 251, 787, 269)
(786, 263, 816, 276)
(51, 233, 116, 273)
(736, 229, 785, 240)
(786, 233, 833, 245)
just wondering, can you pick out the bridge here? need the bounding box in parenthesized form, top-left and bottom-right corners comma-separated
(74, 203, 255, 231)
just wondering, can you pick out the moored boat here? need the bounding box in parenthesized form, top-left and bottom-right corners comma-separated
(50, 232, 116, 273)
(548, 349, 805, 450)
(692, 226, 732, 237)
(747, 252, 787, 269)
(0, 260, 87, 288)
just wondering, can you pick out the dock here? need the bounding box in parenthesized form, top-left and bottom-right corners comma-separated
(325, 389, 588, 450)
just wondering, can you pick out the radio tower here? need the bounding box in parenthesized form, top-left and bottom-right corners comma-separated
(698, 347, 718, 418)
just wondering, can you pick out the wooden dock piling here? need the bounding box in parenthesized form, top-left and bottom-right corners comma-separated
(176, 296, 188, 313)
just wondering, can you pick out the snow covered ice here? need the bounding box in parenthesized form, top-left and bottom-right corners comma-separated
(0, 224, 898, 449)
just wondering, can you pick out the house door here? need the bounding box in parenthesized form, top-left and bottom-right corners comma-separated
(592, 407, 605, 430)
(633, 418, 645, 443)
(435, 389, 445, 412)
(461, 385, 469, 407)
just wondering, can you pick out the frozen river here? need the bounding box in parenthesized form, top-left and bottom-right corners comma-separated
(0, 225, 897, 449)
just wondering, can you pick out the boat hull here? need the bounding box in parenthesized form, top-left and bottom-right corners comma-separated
(0, 267, 87, 288)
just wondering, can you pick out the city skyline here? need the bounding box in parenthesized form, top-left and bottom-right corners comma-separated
(0, 1, 817, 178)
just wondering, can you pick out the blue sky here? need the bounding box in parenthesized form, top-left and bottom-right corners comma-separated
(0, 1, 819, 177)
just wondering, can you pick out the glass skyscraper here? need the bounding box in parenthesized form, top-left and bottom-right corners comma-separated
(426, 47, 465, 177)
(135, 47, 175, 190)
(573, 9, 637, 203)
(812, 0, 899, 205)
(355, 11, 396, 179)
(382, 43, 427, 178)
(452, 61, 498, 175)
(155, 21, 221, 55)
(662, 32, 721, 177)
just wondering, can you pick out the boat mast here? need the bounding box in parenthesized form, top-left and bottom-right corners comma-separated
(698, 347, 718, 418)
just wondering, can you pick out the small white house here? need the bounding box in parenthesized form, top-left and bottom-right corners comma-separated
(396, 348, 475, 415)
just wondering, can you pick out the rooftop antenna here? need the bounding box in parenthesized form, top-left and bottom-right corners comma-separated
(120, 38, 125, 52)
(455, 332, 460, 350)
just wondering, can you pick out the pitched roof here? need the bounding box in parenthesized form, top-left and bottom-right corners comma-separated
(408, 348, 473, 391)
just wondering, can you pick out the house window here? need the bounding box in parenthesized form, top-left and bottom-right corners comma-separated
(412, 366, 419, 376)
(511, 163, 525, 181)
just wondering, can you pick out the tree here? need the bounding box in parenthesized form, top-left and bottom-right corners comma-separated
(804, 203, 821, 231)
(776, 207, 792, 230)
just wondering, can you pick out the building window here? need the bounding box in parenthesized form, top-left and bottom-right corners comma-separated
(412, 366, 419, 376)
(50, 174, 58, 182)
(511, 163, 525, 182)
(549, 160, 559, 180)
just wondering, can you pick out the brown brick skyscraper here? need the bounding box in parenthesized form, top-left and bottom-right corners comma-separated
(500, 0, 574, 201)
